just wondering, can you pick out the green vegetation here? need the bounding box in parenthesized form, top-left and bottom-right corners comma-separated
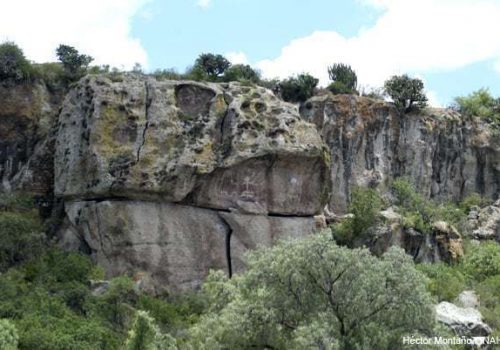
(453, 88, 500, 128)
(384, 74, 428, 113)
(0, 319, 19, 350)
(327, 63, 358, 94)
(188, 232, 435, 349)
(125, 311, 176, 350)
(0, 42, 33, 83)
(279, 73, 318, 103)
(56, 44, 94, 81)
(392, 178, 467, 234)
(333, 187, 383, 246)
(222, 64, 260, 83)
(190, 53, 231, 81)
(0, 193, 45, 271)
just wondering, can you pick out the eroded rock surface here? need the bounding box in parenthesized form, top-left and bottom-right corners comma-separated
(300, 94, 500, 212)
(55, 75, 330, 292)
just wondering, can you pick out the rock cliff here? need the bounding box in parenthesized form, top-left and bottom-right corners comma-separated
(54, 75, 330, 293)
(2, 75, 499, 292)
(300, 94, 500, 212)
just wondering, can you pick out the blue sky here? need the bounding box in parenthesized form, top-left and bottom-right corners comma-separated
(2, 0, 500, 106)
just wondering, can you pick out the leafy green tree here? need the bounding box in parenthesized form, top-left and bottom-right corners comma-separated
(192, 53, 231, 81)
(188, 232, 436, 349)
(222, 64, 260, 83)
(0, 319, 18, 350)
(327, 63, 357, 94)
(279, 73, 319, 103)
(0, 42, 32, 82)
(453, 88, 500, 127)
(333, 187, 383, 246)
(384, 74, 428, 113)
(125, 311, 177, 350)
(56, 44, 93, 80)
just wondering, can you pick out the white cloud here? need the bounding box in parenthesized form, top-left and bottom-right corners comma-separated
(197, 0, 211, 9)
(0, 0, 150, 70)
(256, 0, 500, 105)
(225, 51, 249, 64)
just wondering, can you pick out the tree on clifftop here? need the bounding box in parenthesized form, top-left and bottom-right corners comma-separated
(384, 74, 428, 113)
(191, 53, 231, 81)
(56, 44, 93, 80)
(327, 63, 358, 95)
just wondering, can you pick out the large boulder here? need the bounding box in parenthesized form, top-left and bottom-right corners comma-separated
(300, 94, 500, 213)
(469, 200, 500, 241)
(55, 75, 330, 216)
(436, 300, 492, 338)
(55, 75, 330, 292)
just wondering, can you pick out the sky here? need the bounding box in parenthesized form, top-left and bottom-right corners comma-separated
(1, 0, 500, 106)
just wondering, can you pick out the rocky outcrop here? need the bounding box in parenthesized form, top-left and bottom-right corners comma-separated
(0, 82, 64, 194)
(436, 291, 492, 338)
(369, 210, 463, 263)
(55, 75, 330, 293)
(300, 94, 500, 212)
(468, 200, 500, 241)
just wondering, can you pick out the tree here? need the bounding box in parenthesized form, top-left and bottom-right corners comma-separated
(453, 89, 500, 127)
(0, 319, 18, 350)
(222, 64, 260, 83)
(192, 53, 231, 81)
(279, 73, 319, 103)
(125, 311, 177, 350)
(188, 232, 436, 349)
(55, 44, 93, 80)
(327, 63, 357, 94)
(384, 74, 428, 113)
(0, 42, 32, 82)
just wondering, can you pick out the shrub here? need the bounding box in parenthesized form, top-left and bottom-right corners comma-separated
(333, 187, 383, 246)
(188, 232, 435, 349)
(222, 64, 260, 83)
(0, 41, 33, 82)
(417, 263, 467, 302)
(459, 193, 487, 212)
(279, 73, 318, 103)
(152, 68, 183, 81)
(384, 74, 427, 113)
(327, 63, 357, 94)
(125, 311, 177, 350)
(0, 319, 18, 350)
(476, 275, 500, 332)
(453, 89, 500, 127)
(462, 242, 500, 282)
(0, 211, 45, 271)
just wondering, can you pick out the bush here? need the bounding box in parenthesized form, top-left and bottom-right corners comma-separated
(0, 42, 33, 82)
(453, 89, 500, 127)
(476, 275, 500, 332)
(222, 64, 260, 83)
(188, 232, 435, 349)
(333, 187, 383, 246)
(0, 211, 45, 271)
(459, 193, 487, 212)
(0, 319, 18, 350)
(384, 74, 427, 113)
(125, 311, 177, 350)
(462, 242, 500, 282)
(279, 73, 318, 103)
(327, 63, 357, 94)
(417, 263, 467, 302)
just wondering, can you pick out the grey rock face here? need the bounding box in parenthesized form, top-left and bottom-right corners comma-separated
(469, 200, 500, 241)
(0, 82, 64, 194)
(436, 301, 492, 337)
(54, 75, 329, 292)
(300, 94, 500, 212)
(55, 75, 330, 216)
(59, 200, 317, 293)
